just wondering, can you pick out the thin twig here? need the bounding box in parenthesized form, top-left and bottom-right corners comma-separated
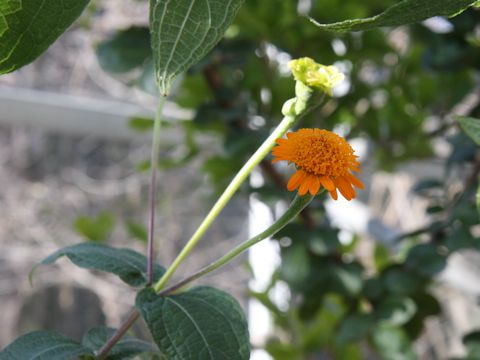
(146, 97, 166, 284)
(97, 309, 140, 359)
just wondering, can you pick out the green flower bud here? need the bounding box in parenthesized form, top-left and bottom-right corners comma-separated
(281, 98, 297, 117)
(288, 57, 345, 96)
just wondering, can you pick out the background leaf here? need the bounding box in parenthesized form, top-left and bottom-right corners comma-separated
(0, 331, 93, 360)
(457, 116, 480, 146)
(372, 324, 416, 360)
(136, 286, 250, 360)
(96, 26, 151, 74)
(310, 0, 477, 32)
(149, 0, 245, 94)
(336, 314, 375, 344)
(375, 296, 417, 326)
(0, 0, 90, 74)
(31, 243, 165, 287)
(405, 244, 447, 276)
(126, 221, 149, 243)
(73, 212, 115, 242)
(82, 326, 158, 360)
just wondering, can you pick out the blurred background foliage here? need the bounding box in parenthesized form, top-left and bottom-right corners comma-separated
(88, 0, 480, 359)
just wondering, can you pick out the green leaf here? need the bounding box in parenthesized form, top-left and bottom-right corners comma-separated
(405, 244, 447, 276)
(126, 221, 149, 243)
(374, 243, 390, 272)
(363, 278, 384, 301)
(128, 117, 155, 133)
(310, 0, 477, 32)
(372, 324, 416, 360)
(265, 341, 301, 360)
(96, 26, 151, 74)
(337, 314, 375, 344)
(381, 266, 427, 296)
(149, 0, 245, 94)
(463, 331, 480, 358)
(0, 0, 90, 74)
(457, 116, 480, 146)
(375, 296, 417, 326)
(31, 243, 165, 287)
(136, 287, 250, 360)
(0, 331, 93, 360)
(73, 212, 115, 242)
(82, 326, 158, 359)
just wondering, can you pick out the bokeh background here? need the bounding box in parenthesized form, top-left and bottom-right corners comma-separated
(1, 1, 480, 359)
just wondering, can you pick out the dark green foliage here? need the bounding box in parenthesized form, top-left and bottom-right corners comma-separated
(149, 0, 245, 94)
(31, 243, 165, 287)
(136, 287, 250, 360)
(0, 331, 93, 360)
(0, 0, 90, 74)
(96, 26, 151, 74)
(310, 0, 477, 32)
(82, 326, 159, 359)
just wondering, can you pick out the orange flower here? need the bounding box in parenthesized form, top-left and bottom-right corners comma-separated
(272, 128, 364, 200)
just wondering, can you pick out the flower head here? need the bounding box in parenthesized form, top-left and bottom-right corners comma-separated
(288, 57, 344, 96)
(272, 128, 364, 201)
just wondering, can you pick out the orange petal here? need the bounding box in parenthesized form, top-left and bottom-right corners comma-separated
(287, 170, 306, 191)
(346, 173, 364, 189)
(329, 188, 338, 200)
(298, 175, 311, 195)
(309, 176, 321, 195)
(335, 177, 355, 201)
(319, 176, 335, 192)
(286, 132, 294, 138)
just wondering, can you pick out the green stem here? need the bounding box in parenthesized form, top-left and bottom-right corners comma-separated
(147, 96, 166, 285)
(153, 83, 321, 292)
(159, 194, 315, 296)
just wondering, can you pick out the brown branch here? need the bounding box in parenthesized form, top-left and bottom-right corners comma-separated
(97, 309, 140, 359)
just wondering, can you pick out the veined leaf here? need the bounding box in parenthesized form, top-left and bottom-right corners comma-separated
(136, 287, 250, 360)
(0, 0, 89, 74)
(457, 116, 480, 146)
(82, 326, 159, 360)
(0, 331, 93, 360)
(31, 242, 165, 287)
(149, 0, 245, 95)
(310, 0, 477, 32)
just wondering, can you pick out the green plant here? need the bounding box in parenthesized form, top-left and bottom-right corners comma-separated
(1, 1, 480, 359)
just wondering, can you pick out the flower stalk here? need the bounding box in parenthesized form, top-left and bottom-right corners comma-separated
(146, 96, 166, 285)
(158, 193, 315, 296)
(96, 58, 344, 358)
(153, 81, 323, 292)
